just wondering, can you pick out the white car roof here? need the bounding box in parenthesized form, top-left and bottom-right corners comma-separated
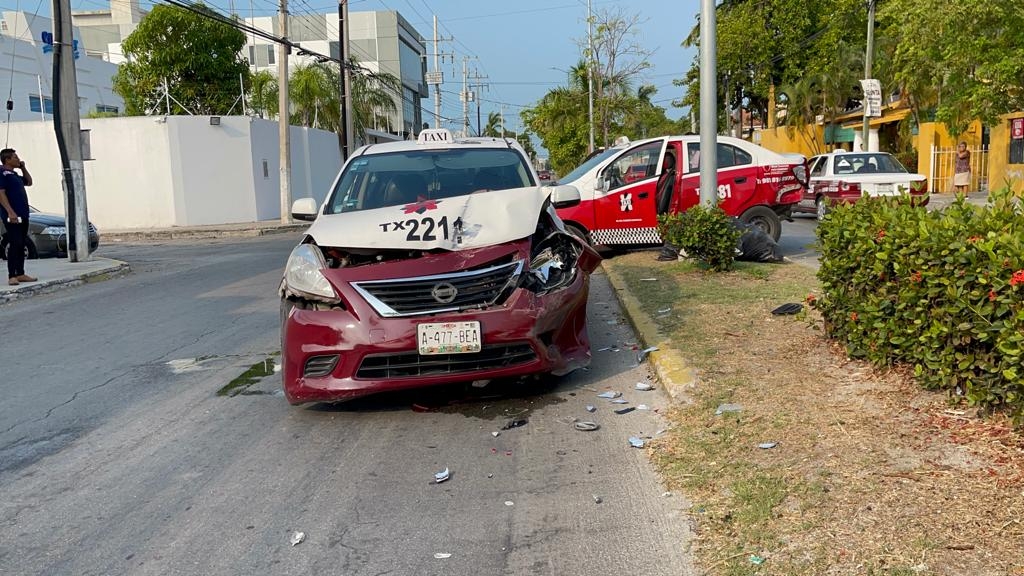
(352, 129, 528, 157)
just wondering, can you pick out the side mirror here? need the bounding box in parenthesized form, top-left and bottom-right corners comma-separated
(594, 178, 609, 193)
(291, 198, 319, 222)
(549, 185, 582, 209)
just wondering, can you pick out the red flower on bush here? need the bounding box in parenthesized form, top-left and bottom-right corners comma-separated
(805, 293, 817, 304)
(1011, 270, 1024, 287)
(876, 229, 887, 240)
(989, 290, 998, 302)
(849, 312, 859, 322)
(910, 271, 923, 283)
(967, 236, 982, 244)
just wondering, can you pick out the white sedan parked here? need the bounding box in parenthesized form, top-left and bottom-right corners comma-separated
(795, 150, 929, 221)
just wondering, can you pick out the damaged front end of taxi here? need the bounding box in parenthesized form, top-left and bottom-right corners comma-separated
(279, 202, 601, 405)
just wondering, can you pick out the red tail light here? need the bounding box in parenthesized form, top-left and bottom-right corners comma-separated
(838, 181, 862, 196)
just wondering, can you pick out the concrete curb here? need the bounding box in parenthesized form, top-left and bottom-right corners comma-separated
(103, 224, 307, 243)
(600, 263, 699, 405)
(0, 262, 131, 305)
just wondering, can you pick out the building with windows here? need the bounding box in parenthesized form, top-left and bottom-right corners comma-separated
(72, 0, 145, 63)
(0, 11, 124, 124)
(241, 10, 428, 140)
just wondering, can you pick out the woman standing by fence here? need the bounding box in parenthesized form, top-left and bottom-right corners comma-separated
(953, 141, 971, 193)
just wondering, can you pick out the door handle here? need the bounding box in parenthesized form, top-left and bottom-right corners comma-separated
(734, 177, 748, 184)
(638, 192, 650, 199)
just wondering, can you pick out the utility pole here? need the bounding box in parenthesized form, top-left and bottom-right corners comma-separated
(338, 0, 352, 158)
(51, 0, 90, 261)
(699, 0, 718, 207)
(469, 68, 487, 136)
(459, 56, 473, 137)
(586, 0, 595, 153)
(278, 0, 291, 223)
(861, 0, 876, 152)
(427, 15, 453, 129)
(499, 103, 505, 136)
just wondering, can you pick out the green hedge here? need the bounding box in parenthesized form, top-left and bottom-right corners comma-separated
(813, 189, 1024, 417)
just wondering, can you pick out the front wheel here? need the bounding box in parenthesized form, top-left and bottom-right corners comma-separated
(815, 196, 829, 222)
(0, 236, 37, 260)
(563, 223, 592, 246)
(739, 206, 782, 242)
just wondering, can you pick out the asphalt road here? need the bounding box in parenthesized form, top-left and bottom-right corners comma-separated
(778, 215, 820, 269)
(0, 236, 694, 576)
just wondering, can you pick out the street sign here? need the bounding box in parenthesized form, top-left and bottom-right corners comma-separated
(860, 79, 882, 118)
(1012, 118, 1024, 140)
(425, 71, 443, 85)
(40, 31, 80, 59)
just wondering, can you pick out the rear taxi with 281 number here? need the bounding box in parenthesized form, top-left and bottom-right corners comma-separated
(279, 129, 601, 404)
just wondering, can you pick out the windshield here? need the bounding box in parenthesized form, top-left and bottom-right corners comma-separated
(558, 147, 621, 184)
(833, 153, 908, 175)
(325, 148, 534, 214)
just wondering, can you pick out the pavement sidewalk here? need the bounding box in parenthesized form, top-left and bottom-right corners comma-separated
(102, 220, 308, 243)
(0, 257, 130, 304)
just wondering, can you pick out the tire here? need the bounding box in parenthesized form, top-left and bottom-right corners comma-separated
(563, 223, 592, 246)
(0, 236, 36, 260)
(815, 196, 829, 222)
(740, 206, 782, 242)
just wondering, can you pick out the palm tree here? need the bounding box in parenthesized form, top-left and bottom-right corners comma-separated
(346, 65, 401, 145)
(248, 70, 278, 119)
(290, 63, 339, 130)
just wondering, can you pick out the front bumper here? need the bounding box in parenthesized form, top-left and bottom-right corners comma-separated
(280, 244, 594, 404)
(33, 233, 101, 256)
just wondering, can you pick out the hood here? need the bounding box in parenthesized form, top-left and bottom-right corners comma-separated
(307, 186, 551, 250)
(27, 212, 66, 226)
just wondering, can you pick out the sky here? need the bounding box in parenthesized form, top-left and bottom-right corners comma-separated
(4, 0, 699, 139)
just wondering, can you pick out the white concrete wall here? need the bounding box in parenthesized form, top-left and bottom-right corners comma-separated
(3, 116, 340, 229)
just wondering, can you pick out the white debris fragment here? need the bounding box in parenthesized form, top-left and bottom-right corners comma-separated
(289, 531, 306, 546)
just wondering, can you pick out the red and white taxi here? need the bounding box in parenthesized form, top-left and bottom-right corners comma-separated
(795, 150, 928, 221)
(555, 135, 808, 243)
(279, 129, 601, 404)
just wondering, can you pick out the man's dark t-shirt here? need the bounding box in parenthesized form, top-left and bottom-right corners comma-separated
(0, 168, 28, 222)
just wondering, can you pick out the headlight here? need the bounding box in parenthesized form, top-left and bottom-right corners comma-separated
(525, 234, 580, 294)
(283, 244, 337, 300)
(41, 226, 66, 236)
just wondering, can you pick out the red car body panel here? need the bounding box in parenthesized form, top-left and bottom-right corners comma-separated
(281, 238, 598, 404)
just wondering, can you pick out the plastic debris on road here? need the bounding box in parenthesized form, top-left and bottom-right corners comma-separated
(289, 531, 306, 546)
(504, 501, 514, 507)
(758, 442, 778, 449)
(637, 404, 650, 410)
(637, 347, 658, 363)
(615, 407, 636, 415)
(592, 495, 603, 504)
(611, 398, 629, 404)
(628, 437, 645, 448)
(573, 421, 600, 432)
(434, 553, 452, 559)
(585, 404, 597, 413)
(715, 403, 743, 415)
(491, 431, 500, 437)
(635, 382, 655, 391)
(501, 419, 528, 430)
(435, 468, 450, 483)
(597, 391, 622, 399)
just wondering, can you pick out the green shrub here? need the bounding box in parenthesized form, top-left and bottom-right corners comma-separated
(812, 188, 1024, 419)
(658, 206, 741, 272)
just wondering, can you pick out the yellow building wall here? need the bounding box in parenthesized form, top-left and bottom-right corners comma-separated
(758, 124, 826, 157)
(988, 114, 1024, 195)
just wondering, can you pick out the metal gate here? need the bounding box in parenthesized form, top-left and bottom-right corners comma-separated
(929, 144, 989, 193)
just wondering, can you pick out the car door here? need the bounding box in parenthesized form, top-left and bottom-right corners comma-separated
(677, 142, 757, 213)
(592, 140, 664, 244)
(804, 155, 828, 208)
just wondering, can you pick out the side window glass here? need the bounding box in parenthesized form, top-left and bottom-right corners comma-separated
(810, 157, 827, 177)
(716, 143, 736, 168)
(603, 141, 662, 191)
(687, 144, 701, 172)
(734, 147, 752, 165)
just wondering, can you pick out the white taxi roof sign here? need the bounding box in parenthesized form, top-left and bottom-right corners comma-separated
(418, 128, 453, 145)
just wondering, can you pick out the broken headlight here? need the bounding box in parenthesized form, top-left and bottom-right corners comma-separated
(525, 233, 581, 294)
(283, 244, 338, 301)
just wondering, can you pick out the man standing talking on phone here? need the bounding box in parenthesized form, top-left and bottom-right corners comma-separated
(0, 148, 36, 286)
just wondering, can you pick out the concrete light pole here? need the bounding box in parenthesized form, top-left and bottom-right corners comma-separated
(586, 0, 595, 154)
(861, 0, 876, 151)
(278, 0, 291, 223)
(699, 0, 718, 207)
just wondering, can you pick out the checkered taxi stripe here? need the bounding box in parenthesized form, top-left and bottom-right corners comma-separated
(590, 227, 663, 245)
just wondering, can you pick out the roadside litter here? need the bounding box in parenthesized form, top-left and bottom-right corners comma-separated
(491, 431, 500, 437)
(573, 421, 600, 432)
(637, 404, 650, 410)
(637, 346, 658, 363)
(628, 437, 645, 448)
(732, 218, 784, 263)
(289, 531, 306, 546)
(635, 382, 655, 391)
(615, 407, 636, 415)
(504, 501, 514, 507)
(611, 398, 629, 404)
(502, 419, 528, 430)
(750, 555, 766, 565)
(585, 404, 597, 413)
(771, 303, 803, 316)
(758, 442, 778, 449)
(640, 277, 658, 282)
(435, 468, 450, 483)
(434, 553, 452, 559)
(597, 391, 622, 399)
(592, 495, 603, 504)
(715, 403, 743, 415)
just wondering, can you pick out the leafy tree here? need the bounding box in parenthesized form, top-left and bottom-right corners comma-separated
(521, 62, 591, 174)
(348, 65, 402, 142)
(587, 7, 652, 147)
(113, 3, 251, 116)
(248, 70, 278, 118)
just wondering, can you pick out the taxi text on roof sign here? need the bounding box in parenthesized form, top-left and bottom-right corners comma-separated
(418, 129, 453, 145)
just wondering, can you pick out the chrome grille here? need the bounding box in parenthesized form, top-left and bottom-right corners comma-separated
(356, 344, 536, 379)
(352, 260, 523, 317)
